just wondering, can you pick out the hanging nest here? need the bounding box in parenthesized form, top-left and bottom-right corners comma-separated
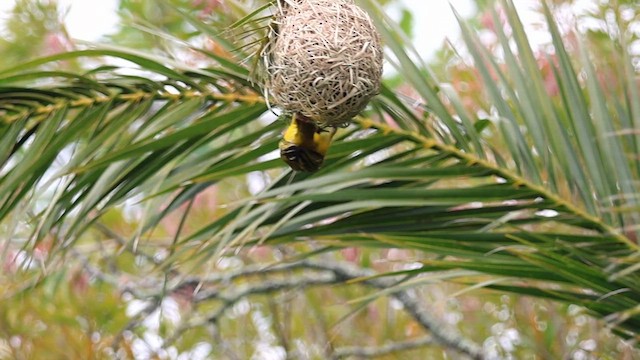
(265, 0, 383, 127)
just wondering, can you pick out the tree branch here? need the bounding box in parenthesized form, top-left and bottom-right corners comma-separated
(166, 259, 486, 359)
(301, 260, 486, 360)
(334, 336, 434, 359)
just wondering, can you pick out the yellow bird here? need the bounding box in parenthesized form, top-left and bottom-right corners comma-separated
(279, 113, 337, 172)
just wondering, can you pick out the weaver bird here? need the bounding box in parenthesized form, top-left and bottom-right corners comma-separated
(279, 113, 337, 172)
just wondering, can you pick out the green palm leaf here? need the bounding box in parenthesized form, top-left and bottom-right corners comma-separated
(1, 0, 639, 355)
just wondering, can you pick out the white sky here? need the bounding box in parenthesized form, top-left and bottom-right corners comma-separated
(57, 0, 121, 40)
(0, 0, 119, 40)
(3, 0, 590, 66)
(398, 0, 476, 59)
(0, 0, 477, 60)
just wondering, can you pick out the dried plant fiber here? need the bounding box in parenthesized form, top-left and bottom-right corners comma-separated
(266, 0, 383, 127)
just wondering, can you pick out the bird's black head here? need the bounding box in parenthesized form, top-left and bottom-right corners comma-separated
(279, 141, 325, 172)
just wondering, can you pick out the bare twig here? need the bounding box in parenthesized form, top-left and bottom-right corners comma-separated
(301, 260, 486, 360)
(162, 272, 340, 345)
(110, 255, 486, 359)
(173, 261, 309, 289)
(165, 260, 486, 359)
(334, 336, 434, 359)
(196, 273, 339, 319)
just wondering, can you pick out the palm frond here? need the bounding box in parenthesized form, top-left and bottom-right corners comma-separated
(0, 48, 269, 255)
(1, 0, 639, 349)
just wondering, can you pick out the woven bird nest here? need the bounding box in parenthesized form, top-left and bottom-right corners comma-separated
(265, 0, 383, 127)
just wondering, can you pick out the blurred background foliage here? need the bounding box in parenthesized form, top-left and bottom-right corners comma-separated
(0, 0, 639, 359)
(0, 0, 75, 70)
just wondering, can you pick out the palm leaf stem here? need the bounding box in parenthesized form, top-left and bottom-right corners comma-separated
(2, 90, 263, 125)
(355, 118, 637, 251)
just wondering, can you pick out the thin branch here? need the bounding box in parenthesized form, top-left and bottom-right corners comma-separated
(70, 248, 166, 353)
(93, 222, 159, 266)
(111, 299, 163, 351)
(105, 256, 485, 358)
(2, 88, 264, 124)
(195, 273, 339, 316)
(302, 260, 486, 360)
(172, 261, 314, 289)
(163, 273, 340, 345)
(164, 260, 486, 360)
(334, 336, 434, 359)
